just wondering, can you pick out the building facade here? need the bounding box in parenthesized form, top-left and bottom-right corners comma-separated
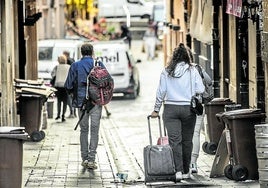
(0, 0, 43, 127)
(162, 0, 267, 118)
(1, 0, 268, 129)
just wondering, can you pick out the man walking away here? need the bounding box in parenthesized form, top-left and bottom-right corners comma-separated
(64, 43, 106, 170)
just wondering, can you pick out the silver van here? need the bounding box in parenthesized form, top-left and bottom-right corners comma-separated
(92, 40, 141, 99)
(38, 39, 83, 82)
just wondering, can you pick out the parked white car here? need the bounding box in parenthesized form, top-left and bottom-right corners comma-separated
(98, 0, 153, 19)
(37, 39, 83, 82)
(92, 40, 141, 99)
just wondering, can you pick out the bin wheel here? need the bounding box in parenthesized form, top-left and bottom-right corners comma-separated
(206, 142, 217, 155)
(232, 165, 248, 181)
(31, 131, 43, 142)
(202, 141, 208, 153)
(224, 164, 233, 180)
(40, 130, 46, 139)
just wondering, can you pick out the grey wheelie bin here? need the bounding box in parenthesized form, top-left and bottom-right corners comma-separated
(220, 109, 266, 181)
(203, 98, 234, 155)
(14, 79, 56, 141)
(0, 126, 28, 188)
(19, 94, 46, 141)
(46, 97, 54, 119)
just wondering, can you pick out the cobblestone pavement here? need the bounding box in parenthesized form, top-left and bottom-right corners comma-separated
(21, 114, 261, 188)
(21, 40, 261, 188)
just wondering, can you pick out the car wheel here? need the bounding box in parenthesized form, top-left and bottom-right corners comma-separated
(129, 89, 137, 99)
(136, 81, 140, 96)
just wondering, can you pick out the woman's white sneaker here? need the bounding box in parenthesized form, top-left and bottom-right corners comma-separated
(175, 171, 182, 181)
(190, 163, 198, 173)
(182, 172, 191, 179)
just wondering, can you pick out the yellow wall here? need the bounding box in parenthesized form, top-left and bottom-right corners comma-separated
(163, 0, 187, 66)
(0, 0, 19, 126)
(228, 16, 237, 102)
(248, 20, 258, 108)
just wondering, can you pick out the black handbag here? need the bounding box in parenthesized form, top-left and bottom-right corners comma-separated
(50, 76, 56, 86)
(190, 67, 203, 115)
(190, 95, 203, 115)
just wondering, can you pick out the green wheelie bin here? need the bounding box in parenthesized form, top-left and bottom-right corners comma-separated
(203, 98, 234, 155)
(0, 127, 28, 188)
(220, 109, 266, 181)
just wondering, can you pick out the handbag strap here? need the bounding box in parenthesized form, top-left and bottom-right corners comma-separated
(190, 67, 193, 97)
(190, 66, 202, 101)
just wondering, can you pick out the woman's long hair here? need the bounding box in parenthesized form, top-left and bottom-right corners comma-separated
(166, 43, 193, 76)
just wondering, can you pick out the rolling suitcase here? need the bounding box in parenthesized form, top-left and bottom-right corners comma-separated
(144, 115, 176, 184)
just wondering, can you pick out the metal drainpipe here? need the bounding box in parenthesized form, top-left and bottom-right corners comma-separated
(212, 0, 220, 97)
(256, 11, 265, 112)
(18, 0, 26, 79)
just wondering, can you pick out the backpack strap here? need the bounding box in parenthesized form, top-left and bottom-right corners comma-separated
(95, 59, 102, 66)
(94, 59, 98, 66)
(86, 59, 95, 100)
(85, 59, 101, 100)
(195, 64, 204, 79)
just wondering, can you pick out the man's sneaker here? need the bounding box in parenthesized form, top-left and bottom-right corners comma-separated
(190, 163, 198, 173)
(87, 161, 98, 170)
(81, 160, 89, 168)
(175, 171, 182, 181)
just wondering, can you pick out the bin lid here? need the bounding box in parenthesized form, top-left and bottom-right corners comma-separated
(207, 98, 234, 105)
(0, 126, 29, 140)
(212, 98, 232, 102)
(15, 78, 56, 98)
(221, 108, 266, 120)
(224, 104, 242, 108)
(19, 94, 42, 98)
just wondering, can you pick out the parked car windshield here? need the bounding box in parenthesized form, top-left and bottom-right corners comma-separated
(52, 47, 77, 61)
(38, 46, 77, 61)
(38, 47, 53, 61)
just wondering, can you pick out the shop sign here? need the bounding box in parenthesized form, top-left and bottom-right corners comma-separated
(226, 0, 242, 17)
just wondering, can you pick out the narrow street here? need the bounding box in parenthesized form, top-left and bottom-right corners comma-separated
(1, 1, 268, 187)
(22, 40, 260, 188)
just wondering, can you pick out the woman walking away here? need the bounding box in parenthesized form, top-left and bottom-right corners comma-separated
(63, 50, 77, 118)
(151, 43, 204, 182)
(51, 55, 70, 122)
(190, 64, 213, 174)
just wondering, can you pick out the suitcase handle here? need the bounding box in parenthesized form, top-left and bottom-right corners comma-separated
(147, 115, 163, 145)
